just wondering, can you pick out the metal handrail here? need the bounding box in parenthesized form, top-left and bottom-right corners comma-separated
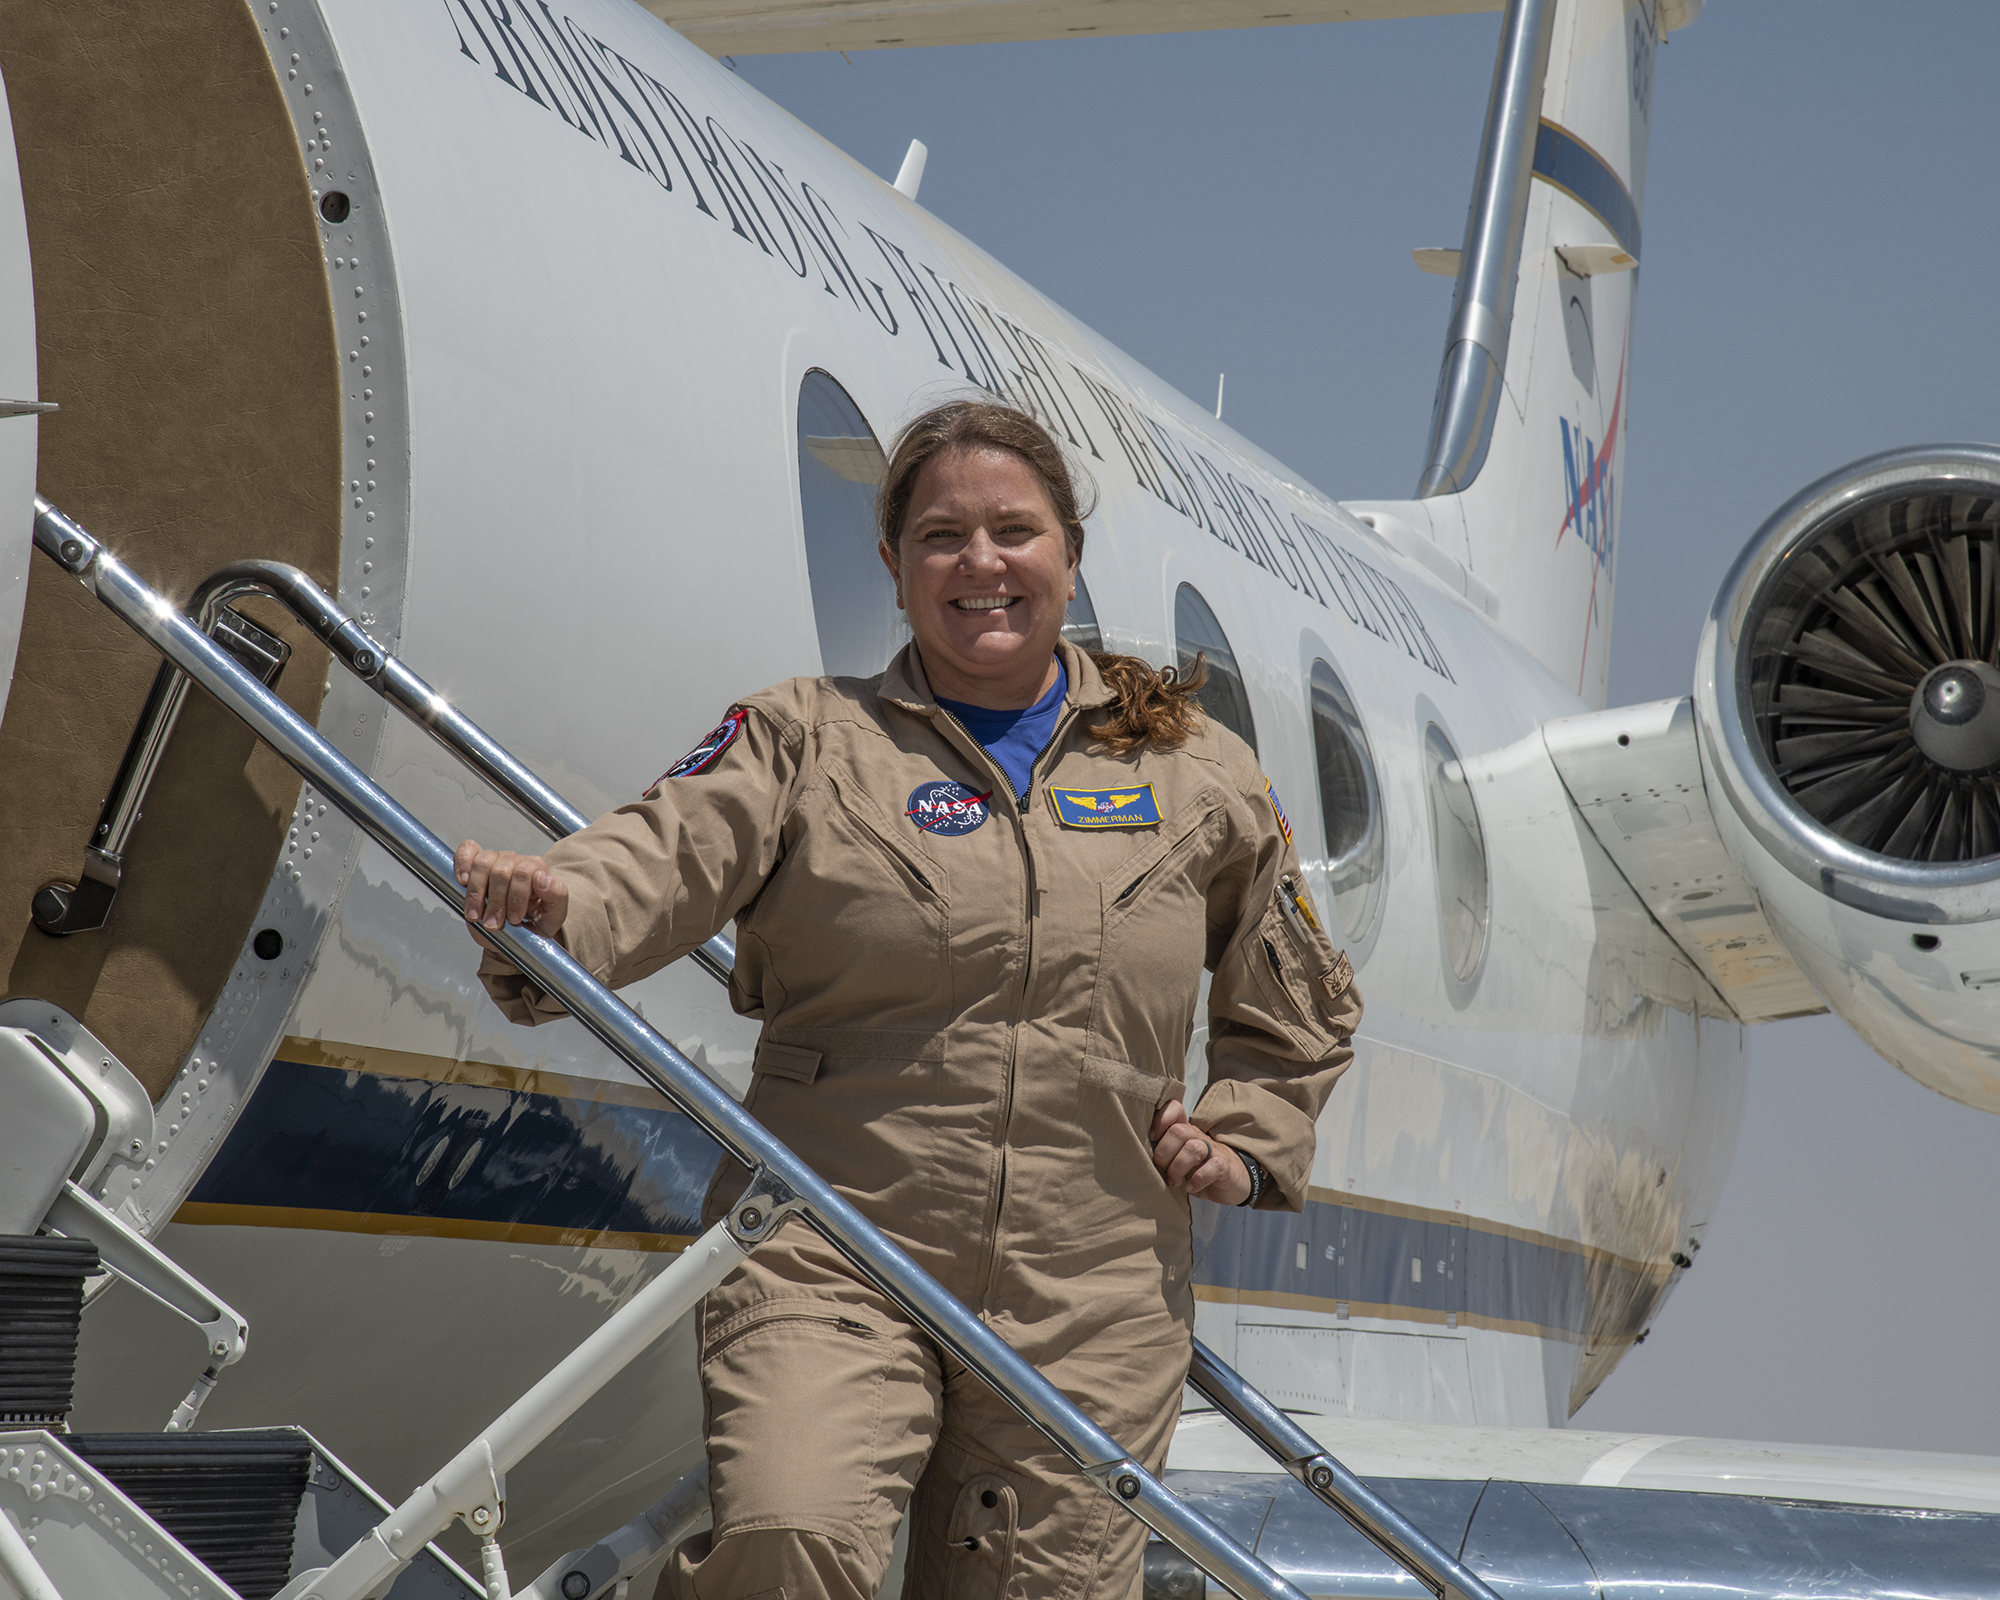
(28, 592, 290, 935)
(31, 497, 1307, 1600)
(1188, 1341, 1499, 1600)
(47, 552, 733, 981)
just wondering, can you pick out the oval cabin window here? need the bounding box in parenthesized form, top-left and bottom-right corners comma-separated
(1064, 569, 1103, 652)
(1174, 584, 1257, 754)
(1425, 722, 1489, 983)
(1309, 659, 1385, 942)
(797, 371, 897, 678)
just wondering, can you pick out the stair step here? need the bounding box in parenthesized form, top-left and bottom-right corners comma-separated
(70, 1430, 311, 1600)
(0, 1234, 98, 1426)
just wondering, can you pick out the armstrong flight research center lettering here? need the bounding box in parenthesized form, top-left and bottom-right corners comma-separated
(438, 0, 1453, 684)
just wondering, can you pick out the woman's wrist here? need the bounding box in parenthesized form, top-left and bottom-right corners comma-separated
(1230, 1146, 1266, 1207)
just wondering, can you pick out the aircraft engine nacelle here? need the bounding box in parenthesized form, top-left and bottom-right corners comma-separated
(1695, 443, 2000, 1111)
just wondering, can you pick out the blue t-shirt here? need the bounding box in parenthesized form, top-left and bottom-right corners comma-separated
(935, 662, 1068, 805)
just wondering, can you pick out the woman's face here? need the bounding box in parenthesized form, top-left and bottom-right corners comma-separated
(881, 445, 1078, 706)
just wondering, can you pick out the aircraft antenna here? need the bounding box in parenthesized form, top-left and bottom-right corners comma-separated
(893, 139, 928, 201)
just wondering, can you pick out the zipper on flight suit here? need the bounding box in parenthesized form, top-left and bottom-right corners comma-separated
(1262, 936, 1287, 985)
(930, 697, 1087, 1310)
(1110, 801, 1224, 909)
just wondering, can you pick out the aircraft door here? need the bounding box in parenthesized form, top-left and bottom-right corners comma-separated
(1431, 1215, 1466, 1328)
(0, 57, 39, 728)
(0, 2, 345, 1101)
(1323, 1195, 1353, 1315)
(797, 371, 898, 677)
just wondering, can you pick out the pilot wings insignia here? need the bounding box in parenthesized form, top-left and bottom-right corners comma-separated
(1049, 783, 1162, 829)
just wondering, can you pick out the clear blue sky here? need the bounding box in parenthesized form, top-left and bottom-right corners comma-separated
(732, 1, 2000, 1453)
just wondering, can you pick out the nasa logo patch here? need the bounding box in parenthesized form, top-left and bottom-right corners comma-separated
(1266, 780, 1292, 843)
(655, 707, 748, 786)
(906, 778, 992, 836)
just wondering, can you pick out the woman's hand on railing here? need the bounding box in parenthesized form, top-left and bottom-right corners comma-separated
(1150, 1100, 1251, 1206)
(455, 838, 569, 950)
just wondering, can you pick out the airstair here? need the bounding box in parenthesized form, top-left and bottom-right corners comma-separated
(8, 498, 2000, 1600)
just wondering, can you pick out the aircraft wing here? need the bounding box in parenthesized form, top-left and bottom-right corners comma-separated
(1544, 698, 1826, 1024)
(643, 0, 1508, 58)
(1171, 1412, 2000, 1513)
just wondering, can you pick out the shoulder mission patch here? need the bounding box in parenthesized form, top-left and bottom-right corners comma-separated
(1050, 784, 1162, 829)
(654, 707, 748, 786)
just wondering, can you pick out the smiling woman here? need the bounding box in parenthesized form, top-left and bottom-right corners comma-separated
(871, 398, 1088, 707)
(877, 435, 1079, 708)
(455, 398, 1362, 1600)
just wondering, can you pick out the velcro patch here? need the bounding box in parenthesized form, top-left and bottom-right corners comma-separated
(654, 707, 748, 786)
(1266, 780, 1292, 843)
(1320, 952, 1354, 1005)
(907, 778, 991, 835)
(1050, 784, 1161, 828)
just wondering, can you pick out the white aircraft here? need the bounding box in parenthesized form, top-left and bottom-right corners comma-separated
(0, 0, 1996, 1596)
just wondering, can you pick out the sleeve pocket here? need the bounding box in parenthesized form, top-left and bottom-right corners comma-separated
(1252, 897, 1354, 1041)
(753, 1039, 823, 1083)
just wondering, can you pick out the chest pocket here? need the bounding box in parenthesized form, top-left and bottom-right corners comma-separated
(1085, 791, 1227, 1083)
(747, 775, 952, 1017)
(1097, 788, 1226, 917)
(825, 772, 950, 904)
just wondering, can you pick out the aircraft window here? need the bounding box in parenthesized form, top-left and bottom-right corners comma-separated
(1309, 660, 1384, 942)
(1063, 570, 1103, 652)
(1425, 723, 1489, 983)
(797, 370, 898, 678)
(1174, 584, 1257, 753)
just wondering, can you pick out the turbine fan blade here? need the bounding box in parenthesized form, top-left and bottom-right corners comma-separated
(1762, 511, 2000, 864)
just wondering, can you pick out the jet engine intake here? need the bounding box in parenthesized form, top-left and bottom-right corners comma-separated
(1695, 443, 2000, 1110)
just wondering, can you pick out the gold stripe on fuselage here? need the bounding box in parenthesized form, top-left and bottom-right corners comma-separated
(175, 1201, 696, 1255)
(274, 1034, 678, 1111)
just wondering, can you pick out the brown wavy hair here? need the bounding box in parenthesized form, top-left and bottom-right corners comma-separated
(878, 397, 1207, 752)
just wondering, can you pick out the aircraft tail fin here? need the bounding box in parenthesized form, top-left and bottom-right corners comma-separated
(1347, 0, 1697, 707)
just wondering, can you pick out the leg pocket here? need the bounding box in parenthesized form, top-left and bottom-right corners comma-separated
(906, 1453, 1027, 1600)
(701, 1298, 938, 1563)
(942, 1472, 1020, 1600)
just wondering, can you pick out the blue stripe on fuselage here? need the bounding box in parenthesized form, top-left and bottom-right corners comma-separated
(185, 1057, 721, 1241)
(185, 1056, 1661, 1343)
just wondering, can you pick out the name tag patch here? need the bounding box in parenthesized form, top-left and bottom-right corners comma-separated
(1050, 784, 1162, 829)
(907, 778, 991, 835)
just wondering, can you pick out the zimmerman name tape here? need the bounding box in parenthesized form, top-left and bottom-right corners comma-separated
(1049, 784, 1162, 829)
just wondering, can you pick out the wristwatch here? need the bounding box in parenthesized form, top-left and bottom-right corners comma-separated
(1231, 1146, 1266, 1208)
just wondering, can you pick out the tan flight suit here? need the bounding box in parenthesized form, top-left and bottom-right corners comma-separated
(481, 640, 1360, 1600)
